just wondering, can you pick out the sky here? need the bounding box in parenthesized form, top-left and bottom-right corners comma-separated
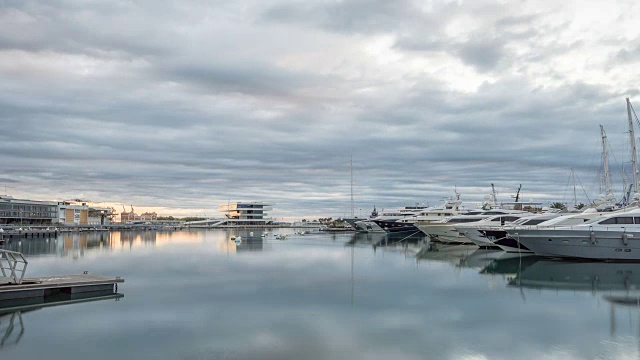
(2, 0, 640, 220)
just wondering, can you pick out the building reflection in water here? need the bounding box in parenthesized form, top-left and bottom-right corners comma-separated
(1, 232, 112, 257)
(218, 230, 265, 254)
(0, 229, 269, 257)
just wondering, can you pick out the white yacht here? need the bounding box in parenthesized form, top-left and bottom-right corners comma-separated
(400, 193, 468, 225)
(418, 209, 528, 244)
(481, 213, 563, 252)
(507, 208, 640, 260)
(494, 208, 634, 253)
(374, 196, 467, 234)
(454, 213, 532, 247)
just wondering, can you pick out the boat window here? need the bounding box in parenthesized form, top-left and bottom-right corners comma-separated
(635, 217, 640, 224)
(600, 216, 634, 225)
(598, 218, 616, 225)
(523, 219, 547, 225)
(502, 216, 521, 222)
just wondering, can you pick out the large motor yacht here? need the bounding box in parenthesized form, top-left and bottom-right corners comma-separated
(355, 205, 427, 233)
(507, 208, 640, 260)
(453, 213, 533, 247)
(418, 209, 528, 244)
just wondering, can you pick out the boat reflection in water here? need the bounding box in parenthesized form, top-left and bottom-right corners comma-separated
(480, 254, 541, 277)
(509, 259, 640, 339)
(415, 243, 479, 266)
(510, 260, 640, 295)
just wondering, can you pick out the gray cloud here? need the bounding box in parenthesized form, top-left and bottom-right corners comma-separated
(0, 0, 639, 218)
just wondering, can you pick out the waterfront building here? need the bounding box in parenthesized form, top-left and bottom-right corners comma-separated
(186, 202, 274, 227)
(0, 196, 114, 226)
(217, 202, 274, 226)
(120, 207, 157, 223)
(0, 195, 57, 225)
(56, 201, 115, 226)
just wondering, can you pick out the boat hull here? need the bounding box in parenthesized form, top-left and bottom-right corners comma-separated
(372, 219, 421, 234)
(483, 229, 532, 253)
(508, 228, 640, 261)
(417, 224, 475, 244)
(456, 226, 500, 248)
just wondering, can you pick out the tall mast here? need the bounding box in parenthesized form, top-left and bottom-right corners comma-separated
(572, 169, 577, 208)
(600, 125, 612, 196)
(350, 155, 354, 217)
(628, 98, 639, 193)
(490, 183, 498, 207)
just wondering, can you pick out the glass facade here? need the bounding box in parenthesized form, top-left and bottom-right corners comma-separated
(0, 201, 57, 225)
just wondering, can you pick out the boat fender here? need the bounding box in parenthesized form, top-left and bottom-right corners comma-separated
(623, 232, 632, 246)
(590, 231, 596, 245)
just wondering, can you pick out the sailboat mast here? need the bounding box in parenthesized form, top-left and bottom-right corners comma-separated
(491, 183, 498, 207)
(572, 169, 577, 208)
(600, 125, 612, 195)
(350, 155, 354, 217)
(628, 98, 639, 193)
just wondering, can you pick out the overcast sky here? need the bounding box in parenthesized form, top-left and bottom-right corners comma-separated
(2, 0, 640, 219)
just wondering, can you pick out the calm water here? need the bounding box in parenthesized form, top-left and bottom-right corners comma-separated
(1, 229, 640, 359)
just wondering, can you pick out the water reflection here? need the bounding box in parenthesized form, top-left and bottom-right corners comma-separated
(511, 260, 640, 295)
(480, 254, 541, 276)
(416, 243, 478, 265)
(5, 229, 640, 359)
(220, 230, 265, 253)
(0, 290, 123, 349)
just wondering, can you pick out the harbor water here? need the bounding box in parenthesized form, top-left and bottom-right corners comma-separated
(1, 229, 639, 359)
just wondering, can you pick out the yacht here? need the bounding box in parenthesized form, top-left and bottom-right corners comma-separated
(373, 194, 473, 234)
(418, 209, 528, 244)
(477, 213, 563, 251)
(507, 208, 640, 260)
(355, 205, 427, 233)
(453, 213, 532, 247)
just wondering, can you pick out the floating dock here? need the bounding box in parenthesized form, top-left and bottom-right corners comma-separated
(0, 249, 124, 302)
(0, 274, 124, 301)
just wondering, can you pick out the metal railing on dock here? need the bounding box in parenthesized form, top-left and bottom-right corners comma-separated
(0, 250, 27, 285)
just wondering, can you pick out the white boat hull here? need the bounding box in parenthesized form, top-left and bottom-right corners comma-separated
(509, 228, 640, 261)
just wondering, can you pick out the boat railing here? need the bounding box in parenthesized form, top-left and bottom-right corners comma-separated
(0, 250, 28, 285)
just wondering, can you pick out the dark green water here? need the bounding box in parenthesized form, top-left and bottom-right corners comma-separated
(1, 229, 639, 359)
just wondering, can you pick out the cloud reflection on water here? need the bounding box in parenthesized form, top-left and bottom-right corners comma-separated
(0, 230, 639, 359)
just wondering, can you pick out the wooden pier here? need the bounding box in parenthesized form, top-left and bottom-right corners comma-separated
(0, 274, 124, 301)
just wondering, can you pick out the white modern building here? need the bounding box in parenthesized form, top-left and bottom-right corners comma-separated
(217, 202, 273, 226)
(186, 202, 275, 227)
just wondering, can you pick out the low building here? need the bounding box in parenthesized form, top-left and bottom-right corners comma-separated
(120, 207, 157, 223)
(0, 196, 114, 226)
(56, 202, 114, 226)
(0, 195, 57, 225)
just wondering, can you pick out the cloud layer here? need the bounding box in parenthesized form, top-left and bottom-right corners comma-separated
(2, 0, 640, 218)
